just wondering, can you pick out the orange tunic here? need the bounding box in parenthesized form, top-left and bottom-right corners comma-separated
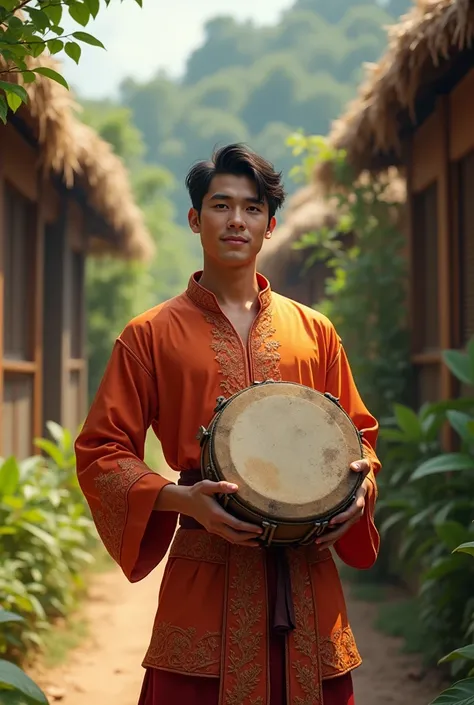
(75, 272, 380, 705)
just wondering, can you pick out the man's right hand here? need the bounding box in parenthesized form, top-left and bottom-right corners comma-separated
(155, 480, 263, 547)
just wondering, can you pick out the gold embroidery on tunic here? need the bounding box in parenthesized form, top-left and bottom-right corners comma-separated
(321, 627, 361, 677)
(204, 312, 247, 396)
(170, 529, 228, 564)
(93, 458, 149, 562)
(288, 549, 322, 705)
(251, 306, 281, 383)
(224, 548, 264, 705)
(143, 623, 221, 675)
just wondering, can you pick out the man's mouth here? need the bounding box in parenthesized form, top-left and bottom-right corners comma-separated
(221, 235, 249, 244)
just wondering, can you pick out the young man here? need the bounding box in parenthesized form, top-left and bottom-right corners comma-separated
(75, 144, 380, 705)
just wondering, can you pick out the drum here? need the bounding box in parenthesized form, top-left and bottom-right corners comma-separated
(196, 380, 364, 546)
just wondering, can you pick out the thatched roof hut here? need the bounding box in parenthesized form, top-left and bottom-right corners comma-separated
(326, 0, 474, 175)
(1, 55, 154, 261)
(258, 183, 338, 287)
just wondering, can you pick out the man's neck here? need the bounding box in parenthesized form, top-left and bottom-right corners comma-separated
(198, 261, 260, 310)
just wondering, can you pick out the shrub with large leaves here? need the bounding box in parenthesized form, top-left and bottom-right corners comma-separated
(0, 610, 49, 704)
(380, 339, 474, 666)
(430, 542, 474, 705)
(0, 422, 98, 660)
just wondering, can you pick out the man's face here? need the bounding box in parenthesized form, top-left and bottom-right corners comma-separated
(188, 173, 276, 267)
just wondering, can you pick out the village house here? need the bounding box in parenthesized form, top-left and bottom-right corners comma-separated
(0, 58, 154, 460)
(324, 0, 474, 405)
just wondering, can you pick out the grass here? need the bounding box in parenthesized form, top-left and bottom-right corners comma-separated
(375, 597, 428, 655)
(41, 617, 90, 668)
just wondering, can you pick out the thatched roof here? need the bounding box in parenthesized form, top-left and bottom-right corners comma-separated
(1, 56, 154, 261)
(258, 184, 338, 282)
(326, 0, 474, 174)
(259, 172, 406, 282)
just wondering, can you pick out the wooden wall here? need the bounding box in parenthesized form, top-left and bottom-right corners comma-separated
(405, 68, 474, 407)
(0, 123, 87, 459)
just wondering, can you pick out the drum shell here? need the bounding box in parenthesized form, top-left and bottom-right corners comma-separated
(200, 397, 363, 547)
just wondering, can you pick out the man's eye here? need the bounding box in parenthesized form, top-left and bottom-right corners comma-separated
(214, 203, 228, 209)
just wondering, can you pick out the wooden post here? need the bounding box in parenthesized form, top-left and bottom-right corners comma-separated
(0, 148, 4, 452)
(33, 175, 45, 444)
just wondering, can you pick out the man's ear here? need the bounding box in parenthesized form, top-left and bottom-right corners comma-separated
(188, 208, 200, 233)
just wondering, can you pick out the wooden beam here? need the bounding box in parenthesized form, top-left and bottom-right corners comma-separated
(33, 176, 45, 445)
(0, 149, 4, 453)
(437, 96, 455, 401)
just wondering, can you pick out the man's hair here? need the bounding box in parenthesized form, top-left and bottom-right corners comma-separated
(185, 143, 286, 220)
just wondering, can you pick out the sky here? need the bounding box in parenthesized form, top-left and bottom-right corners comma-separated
(61, 0, 294, 99)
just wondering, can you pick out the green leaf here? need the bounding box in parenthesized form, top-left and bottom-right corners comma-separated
(21, 71, 37, 84)
(72, 31, 105, 48)
(0, 660, 48, 704)
(32, 67, 69, 90)
(68, 2, 90, 27)
(435, 521, 470, 551)
(0, 610, 24, 625)
(443, 349, 473, 386)
(45, 421, 65, 446)
(0, 456, 20, 495)
(447, 410, 474, 443)
(429, 677, 474, 704)
(454, 542, 474, 557)
(6, 92, 22, 112)
(393, 403, 421, 439)
(43, 2, 62, 25)
(34, 438, 65, 468)
(468, 337, 474, 383)
(411, 453, 474, 480)
(65, 41, 81, 64)
(85, 0, 100, 18)
(25, 7, 50, 32)
(22, 522, 57, 550)
(0, 82, 28, 104)
(440, 646, 474, 665)
(0, 94, 7, 124)
(47, 38, 64, 55)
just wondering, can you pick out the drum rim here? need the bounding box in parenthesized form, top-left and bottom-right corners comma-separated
(202, 380, 364, 524)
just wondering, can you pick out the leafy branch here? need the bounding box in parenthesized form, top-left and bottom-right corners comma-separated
(0, 0, 143, 123)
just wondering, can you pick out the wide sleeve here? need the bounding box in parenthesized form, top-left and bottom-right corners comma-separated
(75, 325, 177, 583)
(325, 338, 381, 570)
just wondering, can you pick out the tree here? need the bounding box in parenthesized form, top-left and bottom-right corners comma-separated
(0, 0, 142, 122)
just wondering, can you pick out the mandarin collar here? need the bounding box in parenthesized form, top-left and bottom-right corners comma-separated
(186, 271, 272, 314)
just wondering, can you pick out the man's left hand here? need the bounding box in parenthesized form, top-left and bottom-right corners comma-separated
(315, 459, 371, 550)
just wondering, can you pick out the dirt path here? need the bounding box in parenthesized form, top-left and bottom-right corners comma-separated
(34, 562, 443, 705)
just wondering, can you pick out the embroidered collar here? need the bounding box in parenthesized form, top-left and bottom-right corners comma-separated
(186, 271, 272, 314)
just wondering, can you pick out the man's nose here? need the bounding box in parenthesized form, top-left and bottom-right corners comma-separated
(227, 209, 246, 230)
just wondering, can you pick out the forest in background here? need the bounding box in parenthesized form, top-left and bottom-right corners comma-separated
(81, 0, 413, 398)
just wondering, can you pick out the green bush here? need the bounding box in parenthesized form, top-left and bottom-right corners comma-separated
(0, 422, 98, 661)
(380, 340, 474, 668)
(430, 542, 474, 705)
(0, 611, 49, 704)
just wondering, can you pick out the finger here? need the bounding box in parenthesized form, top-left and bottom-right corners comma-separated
(220, 511, 264, 535)
(350, 459, 370, 475)
(198, 480, 239, 496)
(316, 519, 356, 545)
(329, 495, 365, 526)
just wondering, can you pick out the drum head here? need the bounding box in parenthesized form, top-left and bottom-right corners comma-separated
(211, 382, 363, 521)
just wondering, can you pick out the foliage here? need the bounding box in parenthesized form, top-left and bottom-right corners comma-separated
(0, 0, 142, 123)
(429, 544, 474, 705)
(0, 612, 49, 704)
(380, 341, 474, 670)
(115, 0, 412, 226)
(80, 103, 200, 401)
(0, 422, 98, 662)
(286, 131, 410, 422)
